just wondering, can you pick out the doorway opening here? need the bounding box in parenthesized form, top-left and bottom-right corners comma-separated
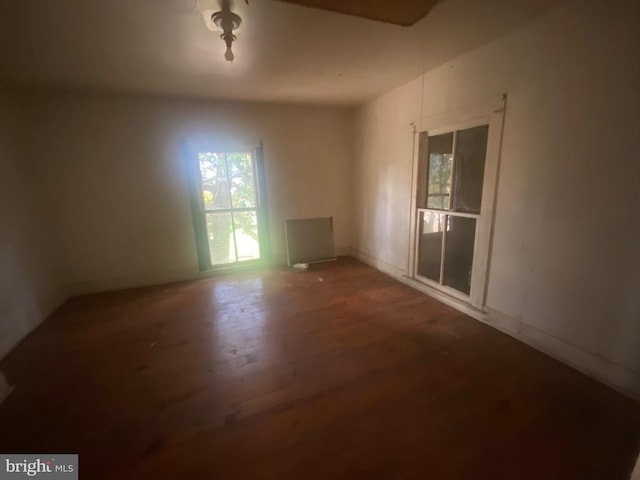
(409, 98, 505, 309)
(416, 125, 488, 296)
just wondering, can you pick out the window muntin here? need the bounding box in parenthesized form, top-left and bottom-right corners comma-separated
(416, 124, 489, 297)
(197, 152, 261, 266)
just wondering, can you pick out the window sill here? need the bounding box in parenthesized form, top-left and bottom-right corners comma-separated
(199, 260, 271, 277)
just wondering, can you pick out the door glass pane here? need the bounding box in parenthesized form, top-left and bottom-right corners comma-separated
(198, 153, 231, 210)
(452, 125, 488, 214)
(227, 153, 256, 208)
(427, 133, 453, 210)
(233, 211, 260, 262)
(417, 212, 444, 282)
(443, 216, 476, 295)
(205, 212, 235, 265)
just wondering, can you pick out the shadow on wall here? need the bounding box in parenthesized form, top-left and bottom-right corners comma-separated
(632, 452, 640, 480)
(605, 258, 640, 382)
(0, 372, 12, 405)
(417, 0, 567, 78)
(0, 246, 46, 359)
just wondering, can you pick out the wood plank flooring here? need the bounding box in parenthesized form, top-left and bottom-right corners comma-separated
(0, 257, 638, 479)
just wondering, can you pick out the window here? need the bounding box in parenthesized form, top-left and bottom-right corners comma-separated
(425, 132, 453, 210)
(188, 147, 269, 270)
(409, 98, 505, 308)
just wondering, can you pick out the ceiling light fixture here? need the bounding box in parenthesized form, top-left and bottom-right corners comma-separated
(211, 2, 242, 63)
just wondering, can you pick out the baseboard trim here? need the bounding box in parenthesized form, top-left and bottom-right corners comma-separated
(350, 248, 640, 401)
(0, 373, 12, 405)
(67, 267, 200, 296)
(0, 287, 68, 361)
(516, 322, 640, 400)
(0, 325, 24, 362)
(349, 248, 406, 279)
(66, 246, 349, 297)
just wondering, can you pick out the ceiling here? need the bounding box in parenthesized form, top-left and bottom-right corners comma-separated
(0, 0, 563, 105)
(275, 0, 438, 26)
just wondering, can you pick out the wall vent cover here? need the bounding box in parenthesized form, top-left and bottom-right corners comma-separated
(285, 217, 336, 266)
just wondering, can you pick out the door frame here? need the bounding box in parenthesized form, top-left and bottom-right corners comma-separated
(407, 95, 506, 309)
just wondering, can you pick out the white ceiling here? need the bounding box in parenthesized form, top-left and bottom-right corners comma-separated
(0, 0, 563, 105)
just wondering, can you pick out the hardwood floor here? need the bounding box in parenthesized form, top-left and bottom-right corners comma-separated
(0, 257, 638, 479)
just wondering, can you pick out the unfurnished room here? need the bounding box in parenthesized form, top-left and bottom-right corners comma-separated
(0, 0, 639, 478)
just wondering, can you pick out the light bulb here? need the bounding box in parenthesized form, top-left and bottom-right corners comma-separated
(224, 47, 234, 63)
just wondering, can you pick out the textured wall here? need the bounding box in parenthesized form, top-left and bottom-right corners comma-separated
(353, 0, 640, 396)
(27, 93, 353, 294)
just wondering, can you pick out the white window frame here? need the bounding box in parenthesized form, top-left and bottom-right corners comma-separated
(407, 96, 506, 309)
(196, 151, 262, 267)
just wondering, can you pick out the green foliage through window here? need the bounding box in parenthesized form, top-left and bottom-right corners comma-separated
(198, 152, 260, 265)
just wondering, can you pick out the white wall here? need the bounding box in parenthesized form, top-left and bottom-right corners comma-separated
(3, 0, 639, 403)
(26, 93, 352, 294)
(0, 87, 64, 360)
(352, 0, 640, 397)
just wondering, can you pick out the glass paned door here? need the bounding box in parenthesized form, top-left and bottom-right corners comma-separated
(416, 124, 489, 297)
(198, 152, 261, 267)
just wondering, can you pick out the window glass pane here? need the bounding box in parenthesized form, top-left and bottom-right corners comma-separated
(443, 216, 476, 295)
(199, 153, 231, 210)
(205, 212, 235, 265)
(427, 133, 453, 210)
(452, 125, 488, 214)
(233, 211, 260, 262)
(417, 212, 444, 282)
(227, 152, 256, 208)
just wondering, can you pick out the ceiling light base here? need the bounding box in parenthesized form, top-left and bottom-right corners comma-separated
(211, 10, 242, 63)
